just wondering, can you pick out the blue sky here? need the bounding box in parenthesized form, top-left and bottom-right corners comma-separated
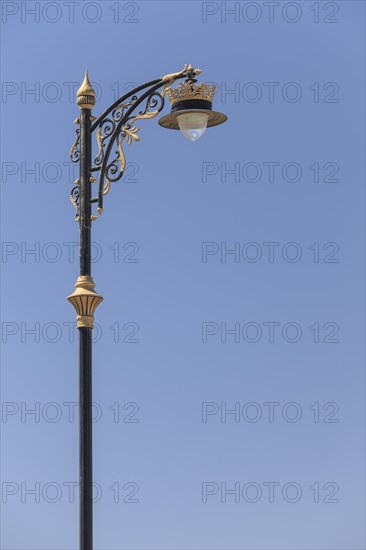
(1, 1, 365, 549)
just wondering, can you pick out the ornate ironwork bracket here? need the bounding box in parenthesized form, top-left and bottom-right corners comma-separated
(69, 65, 201, 221)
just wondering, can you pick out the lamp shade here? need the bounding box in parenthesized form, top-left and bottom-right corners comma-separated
(158, 81, 227, 137)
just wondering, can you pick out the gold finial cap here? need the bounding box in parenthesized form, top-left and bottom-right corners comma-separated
(77, 70, 96, 110)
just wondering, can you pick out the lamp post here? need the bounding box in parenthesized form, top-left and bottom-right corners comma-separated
(67, 64, 227, 550)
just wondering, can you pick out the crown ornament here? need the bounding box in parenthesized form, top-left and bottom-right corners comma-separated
(165, 82, 217, 107)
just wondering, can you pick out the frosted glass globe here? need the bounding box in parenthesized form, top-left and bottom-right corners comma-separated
(177, 112, 209, 142)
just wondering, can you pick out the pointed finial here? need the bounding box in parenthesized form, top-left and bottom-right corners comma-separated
(77, 69, 96, 110)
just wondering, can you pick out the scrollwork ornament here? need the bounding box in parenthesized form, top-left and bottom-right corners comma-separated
(96, 91, 166, 205)
(70, 129, 80, 163)
(70, 185, 80, 222)
(94, 98, 137, 168)
(95, 119, 115, 167)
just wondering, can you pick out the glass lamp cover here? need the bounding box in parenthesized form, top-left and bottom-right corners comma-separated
(177, 112, 209, 142)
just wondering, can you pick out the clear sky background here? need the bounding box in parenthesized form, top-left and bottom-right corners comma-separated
(1, 1, 365, 549)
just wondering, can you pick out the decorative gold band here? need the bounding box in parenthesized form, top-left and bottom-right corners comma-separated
(77, 95, 95, 110)
(75, 315, 95, 329)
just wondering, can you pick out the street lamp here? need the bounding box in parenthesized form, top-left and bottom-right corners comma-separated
(67, 64, 227, 550)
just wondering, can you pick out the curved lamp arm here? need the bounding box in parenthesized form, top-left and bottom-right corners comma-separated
(70, 65, 201, 219)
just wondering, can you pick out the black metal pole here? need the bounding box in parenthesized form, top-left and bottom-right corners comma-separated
(79, 106, 93, 550)
(68, 72, 102, 550)
(79, 326, 93, 550)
